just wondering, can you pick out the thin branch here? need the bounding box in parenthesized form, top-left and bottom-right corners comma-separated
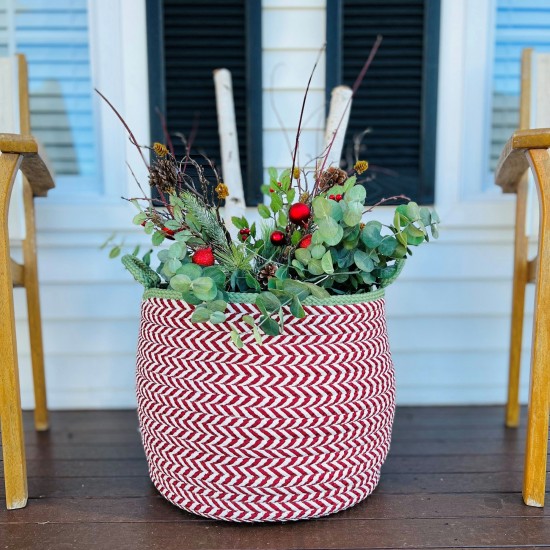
(289, 43, 325, 196)
(155, 107, 174, 155)
(364, 194, 411, 213)
(95, 88, 149, 168)
(314, 35, 383, 193)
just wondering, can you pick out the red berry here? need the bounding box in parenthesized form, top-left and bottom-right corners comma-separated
(239, 228, 250, 234)
(270, 230, 286, 246)
(162, 227, 175, 236)
(192, 248, 215, 267)
(288, 203, 311, 226)
(335, 194, 343, 202)
(298, 234, 312, 248)
(269, 188, 275, 193)
(329, 194, 335, 200)
(276, 181, 282, 187)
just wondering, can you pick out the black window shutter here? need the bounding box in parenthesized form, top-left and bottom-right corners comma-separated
(326, 0, 440, 204)
(147, 0, 263, 205)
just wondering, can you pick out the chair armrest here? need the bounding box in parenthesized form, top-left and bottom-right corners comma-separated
(496, 129, 550, 193)
(0, 133, 55, 197)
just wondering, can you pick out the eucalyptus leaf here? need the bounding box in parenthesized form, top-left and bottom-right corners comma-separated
(168, 241, 186, 259)
(290, 297, 306, 318)
(207, 300, 227, 312)
(176, 263, 202, 280)
(321, 250, 334, 274)
(261, 316, 280, 336)
(354, 250, 374, 272)
(307, 258, 325, 276)
(152, 231, 165, 246)
(304, 282, 330, 298)
(209, 311, 227, 324)
(343, 175, 356, 191)
(343, 201, 363, 226)
(323, 224, 344, 247)
(191, 307, 212, 323)
(257, 292, 281, 313)
(166, 258, 182, 274)
(230, 328, 244, 349)
(170, 274, 192, 293)
(245, 271, 261, 291)
(361, 221, 383, 248)
(202, 266, 226, 287)
(310, 244, 326, 260)
(312, 196, 332, 218)
(282, 279, 310, 301)
(191, 277, 217, 301)
(406, 202, 420, 221)
(345, 185, 366, 203)
(295, 248, 311, 265)
(378, 235, 399, 256)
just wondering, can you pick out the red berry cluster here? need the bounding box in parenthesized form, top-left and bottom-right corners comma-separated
(239, 228, 250, 241)
(328, 194, 343, 202)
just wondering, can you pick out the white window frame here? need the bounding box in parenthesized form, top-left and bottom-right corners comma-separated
(36, 0, 150, 232)
(435, 0, 515, 229)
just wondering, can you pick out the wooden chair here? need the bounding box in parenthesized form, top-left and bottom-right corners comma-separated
(0, 54, 55, 509)
(496, 128, 550, 507)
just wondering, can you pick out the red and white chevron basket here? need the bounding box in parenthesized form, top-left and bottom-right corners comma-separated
(136, 292, 396, 522)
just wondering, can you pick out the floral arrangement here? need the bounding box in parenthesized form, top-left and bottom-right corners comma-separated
(117, 142, 438, 346)
(103, 46, 439, 347)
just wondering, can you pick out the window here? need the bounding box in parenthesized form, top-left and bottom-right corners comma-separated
(326, 0, 440, 204)
(488, 0, 550, 175)
(146, 0, 263, 205)
(1, 0, 99, 192)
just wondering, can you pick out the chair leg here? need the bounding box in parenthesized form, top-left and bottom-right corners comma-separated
(0, 153, 28, 509)
(506, 176, 529, 428)
(22, 178, 48, 431)
(523, 148, 550, 508)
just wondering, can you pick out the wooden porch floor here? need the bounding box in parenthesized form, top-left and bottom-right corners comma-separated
(1, 406, 549, 549)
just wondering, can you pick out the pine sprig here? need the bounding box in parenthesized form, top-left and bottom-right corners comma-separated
(180, 191, 230, 253)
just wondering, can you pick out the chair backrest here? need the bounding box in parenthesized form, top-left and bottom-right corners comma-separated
(520, 49, 550, 235)
(0, 54, 30, 240)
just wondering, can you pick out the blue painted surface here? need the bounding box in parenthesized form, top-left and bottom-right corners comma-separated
(14, 0, 97, 180)
(490, 0, 550, 171)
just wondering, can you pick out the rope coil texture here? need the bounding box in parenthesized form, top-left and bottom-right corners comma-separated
(137, 295, 396, 522)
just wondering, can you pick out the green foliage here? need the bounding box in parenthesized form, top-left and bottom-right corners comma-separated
(117, 157, 439, 346)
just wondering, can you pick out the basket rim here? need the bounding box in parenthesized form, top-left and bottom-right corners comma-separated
(142, 287, 386, 306)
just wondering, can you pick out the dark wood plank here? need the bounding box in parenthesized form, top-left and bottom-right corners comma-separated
(2, 493, 549, 525)
(2, 407, 549, 550)
(1, 459, 148, 478)
(3, 517, 550, 550)
(1, 471, 545, 499)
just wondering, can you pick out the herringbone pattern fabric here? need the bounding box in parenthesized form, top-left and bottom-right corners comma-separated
(136, 296, 396, 522)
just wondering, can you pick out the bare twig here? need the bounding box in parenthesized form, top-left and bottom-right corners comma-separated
(364, 194, 411, 213)
(95, 88, 149, 169)
(289, 44, 325, 196)
(155, 107, 174, 155)
(314, 35, 383, 193)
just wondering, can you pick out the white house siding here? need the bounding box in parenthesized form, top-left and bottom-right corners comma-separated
(11, 0, 534, 409)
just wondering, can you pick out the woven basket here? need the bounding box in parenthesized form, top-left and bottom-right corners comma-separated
(126, 258, 397, 522)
